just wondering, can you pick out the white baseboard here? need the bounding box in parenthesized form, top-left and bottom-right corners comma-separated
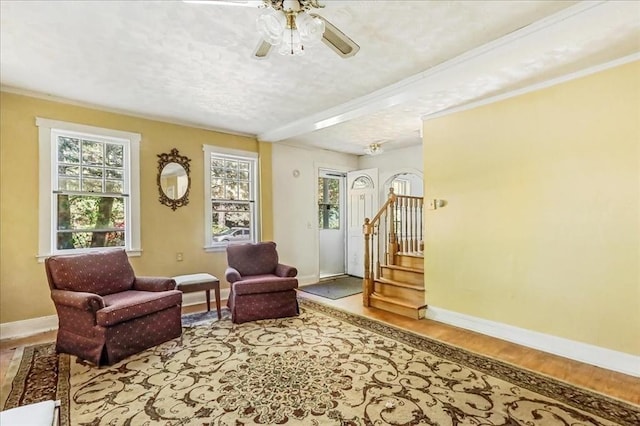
(0, 315, 59, 341)
(297, 274, 319, 286)
(0, 289, 232, 341)
(426, 306, 640, 378)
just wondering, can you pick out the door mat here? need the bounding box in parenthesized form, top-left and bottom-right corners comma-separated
(298, 275, 362, 299)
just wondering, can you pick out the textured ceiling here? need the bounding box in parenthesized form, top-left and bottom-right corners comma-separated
(1, 1, 638, 155)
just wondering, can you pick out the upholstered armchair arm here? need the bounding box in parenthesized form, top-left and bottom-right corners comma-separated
(50, 289, 105, 312)
(275, 263, 298, 278)
(225, 267, 242, 284)
(133, 277, 176, 292)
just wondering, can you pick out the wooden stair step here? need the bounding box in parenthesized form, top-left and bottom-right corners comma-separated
(381, 264, 423, 274)
(369, 293, 427, 319)
(376, 277, 424, 292)
(396, 251, 423, 257)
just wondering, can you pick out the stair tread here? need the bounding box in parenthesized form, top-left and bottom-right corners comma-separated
(370, 292, 427, 309)
(396, 251, 424, 258)
(381, 264, 423, 274)
(376, 277, 424, 291)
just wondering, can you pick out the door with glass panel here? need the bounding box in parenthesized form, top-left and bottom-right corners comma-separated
(318, 169, 346, 278)
(346, 168, 378, 277)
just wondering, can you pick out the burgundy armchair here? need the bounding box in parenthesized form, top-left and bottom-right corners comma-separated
(45, 249, 182, 365)
(225, 241, 299, 324)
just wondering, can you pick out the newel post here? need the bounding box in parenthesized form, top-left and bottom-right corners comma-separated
(362, 217, 373, 307)
(387, 187, 398, 264)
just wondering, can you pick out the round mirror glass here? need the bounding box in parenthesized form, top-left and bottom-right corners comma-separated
(160, 162, 188, 200)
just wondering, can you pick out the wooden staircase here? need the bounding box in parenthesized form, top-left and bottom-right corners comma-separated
(363, 189, 427, 319)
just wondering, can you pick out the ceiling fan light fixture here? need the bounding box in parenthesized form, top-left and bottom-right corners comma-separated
(278, 24, 305, 56)
(296, 12, 324, 44)
(256, 8, 286, 45)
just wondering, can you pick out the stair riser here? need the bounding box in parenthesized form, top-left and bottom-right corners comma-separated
(380, 268, 424, 286)
(370, 297, 425, 320)
(374, 282, 424, 303)
(394, 255, 424, 270)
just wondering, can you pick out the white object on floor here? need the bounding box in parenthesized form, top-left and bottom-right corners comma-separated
(0, 400, 60, 426)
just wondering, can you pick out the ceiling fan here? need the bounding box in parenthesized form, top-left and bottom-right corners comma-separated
(185, 0, 360, 59)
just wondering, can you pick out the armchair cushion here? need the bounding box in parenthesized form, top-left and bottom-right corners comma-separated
(46, 249, 135, 295)
(233, 276, 298, 296)
(226, 241, 279, 276)
(97, 290, 182, 327)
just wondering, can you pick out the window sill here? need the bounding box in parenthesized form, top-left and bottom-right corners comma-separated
(204, 245, 227, 253)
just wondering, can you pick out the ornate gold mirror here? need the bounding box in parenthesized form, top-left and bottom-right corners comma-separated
(157, 148, 191, 210)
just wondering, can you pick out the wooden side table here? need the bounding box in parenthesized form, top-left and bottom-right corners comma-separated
(173, 273, 221, 319)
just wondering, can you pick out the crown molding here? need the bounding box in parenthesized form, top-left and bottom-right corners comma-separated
(0, 85, 256, 139)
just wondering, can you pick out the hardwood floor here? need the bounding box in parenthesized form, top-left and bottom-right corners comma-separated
(2, 293, 639, 406)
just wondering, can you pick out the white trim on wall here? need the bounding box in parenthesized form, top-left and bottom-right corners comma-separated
(426, 306, 640, 378)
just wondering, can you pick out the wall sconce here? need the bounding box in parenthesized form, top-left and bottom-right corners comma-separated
(427, 199, 446, 210)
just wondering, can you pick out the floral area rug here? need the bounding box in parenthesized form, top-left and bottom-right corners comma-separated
(2, 300, 638, 425)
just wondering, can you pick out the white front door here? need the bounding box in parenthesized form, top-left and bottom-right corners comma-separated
(318, 169, 346, 278)
(347, 168, 378, 277)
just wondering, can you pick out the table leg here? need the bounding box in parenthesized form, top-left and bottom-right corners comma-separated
(205, 290, 211, 312)
(215, 284, 221, 319)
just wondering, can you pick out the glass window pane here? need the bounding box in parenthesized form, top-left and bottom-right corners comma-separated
(225, 181, 238, 200)
(82, 140, 104, 165)
(58, 137, 80, 164)
(238, 170, 249, 181)
(328, 206, 340, 229)
(105, 168, 123, 180)
(211, 202, 251, 235)
(57, 231, 125, 250)
(211, 178, 224, 199)
(58, 178, 80, 191)
(105, 144, 123, 167)
(82, 167, 103, 178)
(105, 180, 123, 193)
(211, 158, 224, 169)
(225, 168, 238, 180)
(211, 167, 224, 178)
(327, 178, 340, 204)
(82, 179, 103, 192)
(317, 178, 325, 203)
(58, 165, 79, 177)
(352, 176, 374, 190)
(224, 159, 238, 171)
(57, 194, 125, 230)
(238, 182, 249, 200)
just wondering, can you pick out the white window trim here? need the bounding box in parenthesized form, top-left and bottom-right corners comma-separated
(36, 117, 142, 261)
(203, 144, 259, 252)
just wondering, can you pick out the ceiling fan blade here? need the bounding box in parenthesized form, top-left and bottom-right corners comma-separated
(311, 14, 360, 58)
(252, 39, 273, 59)
(182, 0, 265, 7)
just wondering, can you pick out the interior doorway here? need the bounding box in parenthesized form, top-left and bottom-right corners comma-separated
(318, 169, 346, 279)
(346, 168, 378, 278)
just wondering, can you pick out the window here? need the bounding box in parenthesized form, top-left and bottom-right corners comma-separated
(37, 118, 141, 259)
(204, 145, 258, 249)
(318, 174, 341, 230)
(392, 178, 410, 195)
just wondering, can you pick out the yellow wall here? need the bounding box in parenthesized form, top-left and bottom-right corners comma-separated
(423, 61, 640, 355)
(0, 92, 272, 323)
